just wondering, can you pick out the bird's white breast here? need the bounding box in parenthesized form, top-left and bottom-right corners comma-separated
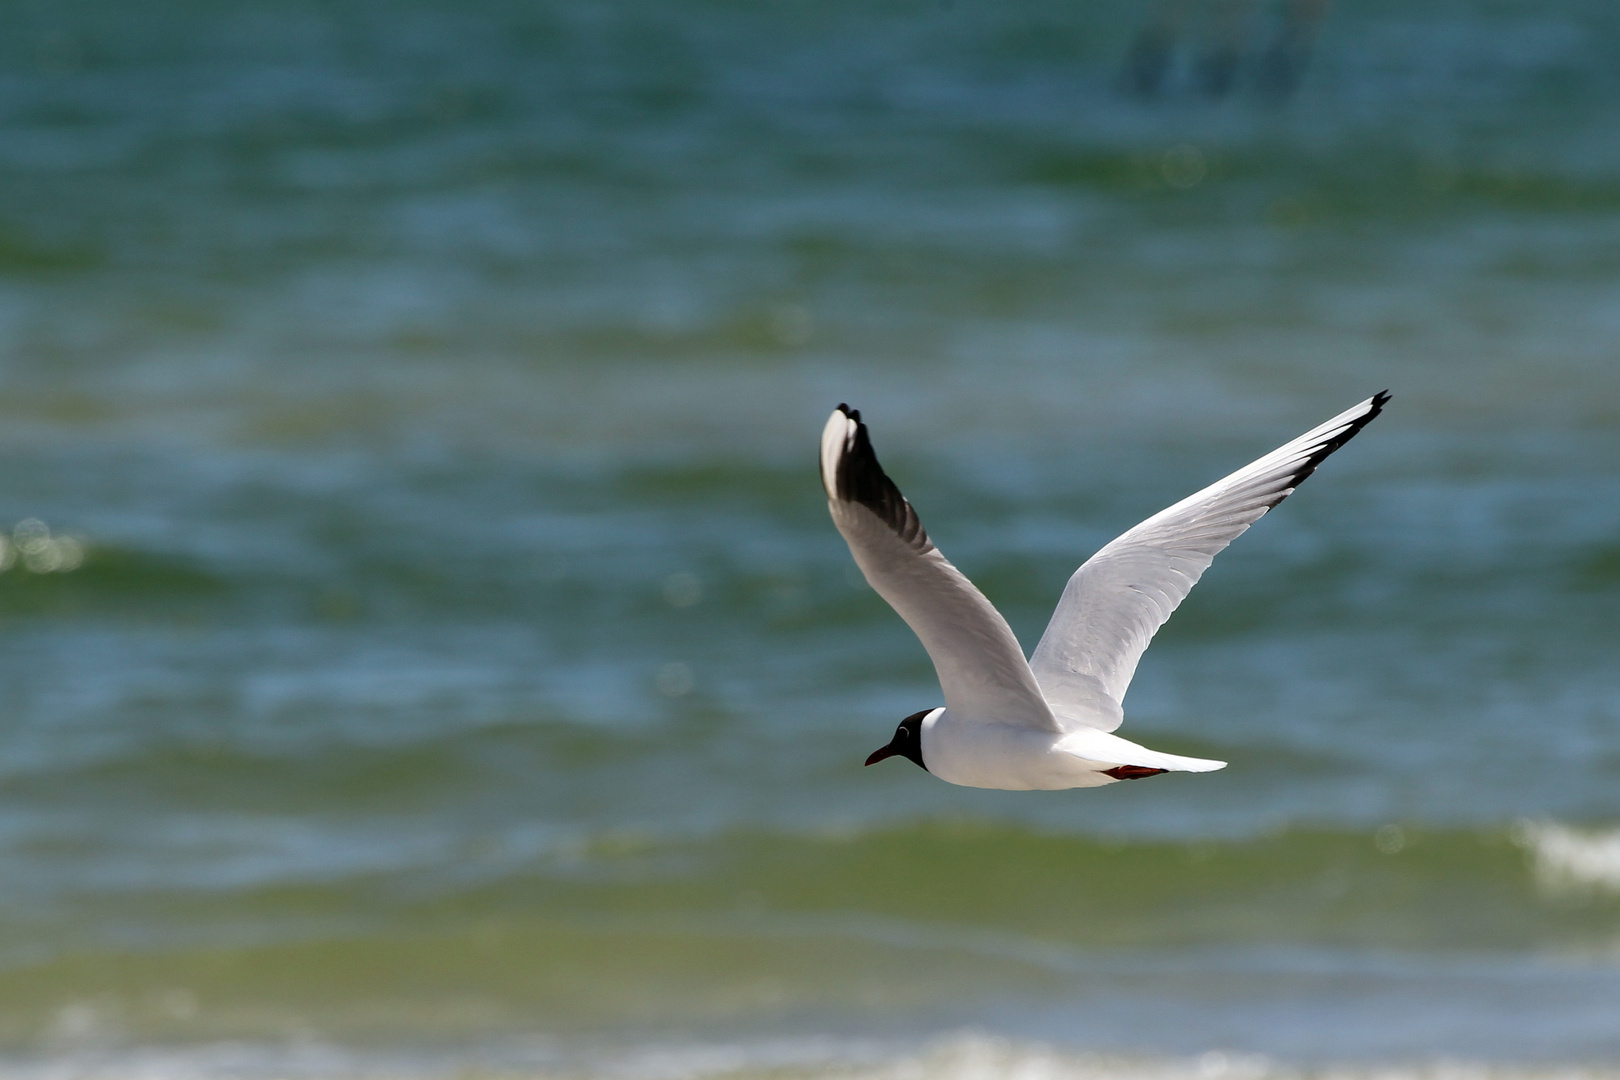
(920, 709, 1113, 790)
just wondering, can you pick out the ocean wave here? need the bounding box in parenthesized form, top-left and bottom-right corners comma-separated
(4, 821, 1620, 1052)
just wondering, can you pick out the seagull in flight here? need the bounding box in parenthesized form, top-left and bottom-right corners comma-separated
(822, 392, 1389, 790)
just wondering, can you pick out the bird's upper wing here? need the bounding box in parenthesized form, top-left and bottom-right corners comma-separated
(822, 406, 1060, 733)
(1029, 392, 1389, 732)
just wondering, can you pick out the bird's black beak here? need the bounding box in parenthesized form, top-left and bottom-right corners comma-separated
(864, 741, 900, 766)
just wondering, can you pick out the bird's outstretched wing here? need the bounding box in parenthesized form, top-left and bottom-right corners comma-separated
(1029, 392, 1389, 731)
(822, 406, 1059, 733)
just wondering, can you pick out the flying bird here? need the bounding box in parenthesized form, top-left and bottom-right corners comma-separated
(822, 392, 1389, 790)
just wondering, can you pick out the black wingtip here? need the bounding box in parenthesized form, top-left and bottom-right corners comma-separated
(828, 407, 930, 552)
(1282, 390, 1391, 494)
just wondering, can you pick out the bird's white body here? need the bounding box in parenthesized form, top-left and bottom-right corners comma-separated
(822, 393, 1389, 791)
(919, 708, 1220, 790)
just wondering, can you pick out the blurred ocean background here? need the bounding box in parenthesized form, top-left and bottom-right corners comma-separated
(3, 0, 1620, 1075)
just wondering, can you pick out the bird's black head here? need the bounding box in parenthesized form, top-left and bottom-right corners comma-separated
(864, 709, 931, 771)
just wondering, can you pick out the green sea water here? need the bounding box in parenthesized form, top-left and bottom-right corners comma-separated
(3, 0, 1620, 1073)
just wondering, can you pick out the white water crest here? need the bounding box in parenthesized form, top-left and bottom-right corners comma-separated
(8, 1036, 1620, 1080)
(1514, 820, 1620, 895)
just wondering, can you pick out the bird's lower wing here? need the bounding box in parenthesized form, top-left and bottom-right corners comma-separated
(823, 407, 1059, 733)
(1029, 392, 1389, 731)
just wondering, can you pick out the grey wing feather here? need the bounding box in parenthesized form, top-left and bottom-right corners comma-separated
(822, 406, 1059, 733)
(1029, 392, 1389, 731)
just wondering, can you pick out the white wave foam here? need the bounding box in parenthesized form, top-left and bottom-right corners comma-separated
(1512, 819, 1620, 894)
(3, 1034, 1620, 1080)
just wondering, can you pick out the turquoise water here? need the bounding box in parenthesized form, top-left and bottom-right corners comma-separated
(4, 0, 1620, 1073)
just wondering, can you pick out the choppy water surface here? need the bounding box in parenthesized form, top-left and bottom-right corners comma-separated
(3, 0, 1620, 1074)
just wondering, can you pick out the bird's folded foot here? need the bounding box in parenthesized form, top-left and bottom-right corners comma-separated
(1102, 765, 1169, 780)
